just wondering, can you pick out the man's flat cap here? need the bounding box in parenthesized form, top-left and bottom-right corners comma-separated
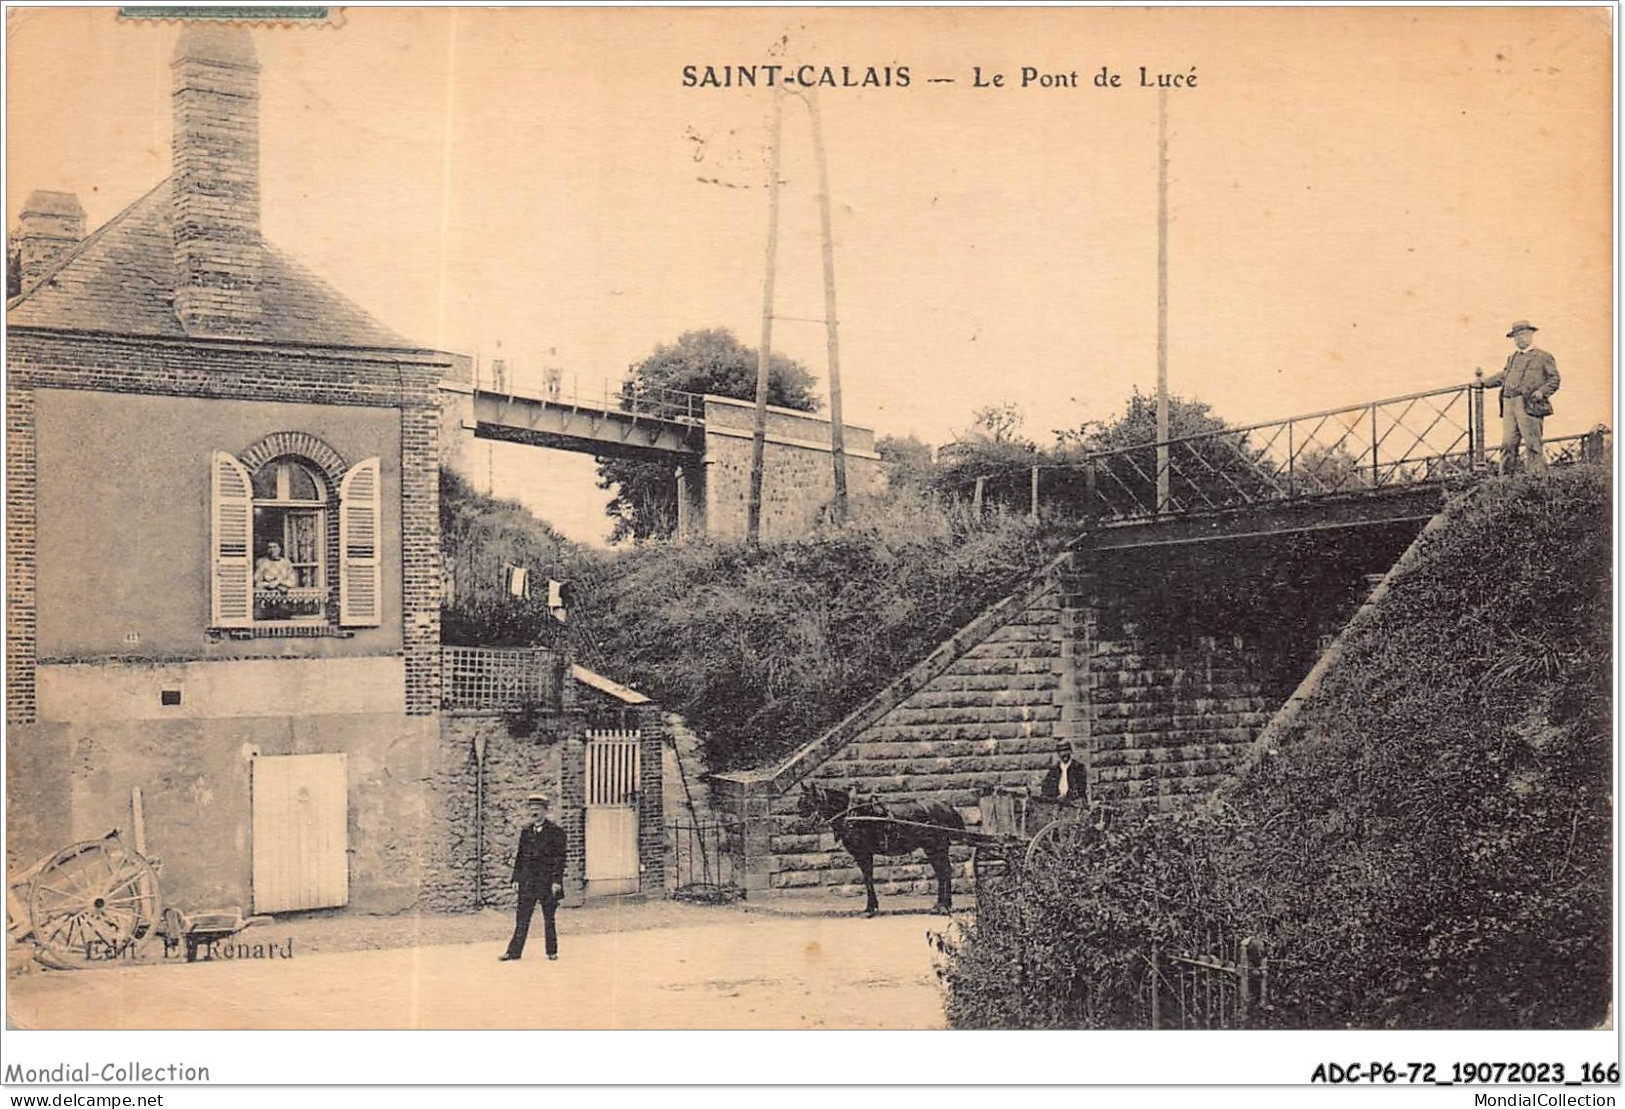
(1506, 320, 1539, 337)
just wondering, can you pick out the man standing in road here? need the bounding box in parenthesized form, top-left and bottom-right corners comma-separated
(500, 792, 567, 962)
(1478, 320, 1560, 475)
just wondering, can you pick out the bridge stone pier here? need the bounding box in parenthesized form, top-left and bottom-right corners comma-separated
(439, 370, 883, 542)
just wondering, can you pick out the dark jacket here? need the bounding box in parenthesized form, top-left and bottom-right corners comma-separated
(512, 820, 568, 897)
(1039, 760, 1088, 801)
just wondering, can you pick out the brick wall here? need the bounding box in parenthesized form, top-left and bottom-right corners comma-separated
(632, 705, 668, 893)
(6, 388, 37, 724)
(171, 24, 263, 338)
(8, 330, 445, 408)
(400, 403, 442, 715)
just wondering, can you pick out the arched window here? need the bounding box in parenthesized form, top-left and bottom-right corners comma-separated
(210, 444, 381, 631)
(251, 457, 329, 622)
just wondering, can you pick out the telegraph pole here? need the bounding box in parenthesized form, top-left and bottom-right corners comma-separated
(747, 90, 785, 548)
(806, 88, 848, 524)
(1155, 86, 1170, 515)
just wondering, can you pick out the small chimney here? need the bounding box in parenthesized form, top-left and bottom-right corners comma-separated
(171, 23, 262, 338)
(15, 190, 86, 287)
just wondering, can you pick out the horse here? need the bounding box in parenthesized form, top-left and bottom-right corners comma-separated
(798, 783, 965, 916)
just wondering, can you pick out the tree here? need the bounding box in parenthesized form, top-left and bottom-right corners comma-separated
(930, 402, 1042, 509)
(874, 433, 934, 492)
(1052, 389, 1274, 516)
(597, 328, 820, 542)
(1052, 388, 1231, 456)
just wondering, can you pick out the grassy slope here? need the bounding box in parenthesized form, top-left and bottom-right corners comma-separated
(1225, 466, 1612, 1027)
(568, 496, 1066, 772)
(438, 473, 1067, 771)
(941, 467, 1611, 1030)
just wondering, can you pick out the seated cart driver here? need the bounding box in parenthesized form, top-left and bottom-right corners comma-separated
(1038, 739, 1087, 803)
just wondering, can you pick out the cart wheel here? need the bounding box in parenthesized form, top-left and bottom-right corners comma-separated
(1023, 812, 1104, 870)
(28, 835, 161, 966)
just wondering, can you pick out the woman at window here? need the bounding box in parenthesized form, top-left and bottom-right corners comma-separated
(253, 541, 299, 592)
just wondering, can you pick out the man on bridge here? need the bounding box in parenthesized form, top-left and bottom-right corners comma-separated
(1478, 320, 1560, 475)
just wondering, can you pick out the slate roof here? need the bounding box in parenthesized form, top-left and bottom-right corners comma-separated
(8, 178, 416, 350)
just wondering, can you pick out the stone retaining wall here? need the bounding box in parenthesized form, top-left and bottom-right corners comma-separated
(742, 565, 1282, 899)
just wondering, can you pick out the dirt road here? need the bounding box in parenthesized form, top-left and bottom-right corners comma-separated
(7, 908, 949, 1030)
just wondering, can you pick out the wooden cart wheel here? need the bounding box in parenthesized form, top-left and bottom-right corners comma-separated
(28, 835, 161, 966)
(1023, 810, 1105, 870)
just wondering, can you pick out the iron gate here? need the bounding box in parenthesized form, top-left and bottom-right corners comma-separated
(668, 819, 744, 903)
(1148, 930, 1269, 1029)
(584, 731, 641, 895)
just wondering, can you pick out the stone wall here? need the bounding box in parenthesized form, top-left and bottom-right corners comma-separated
(1089, 630, 1272, 809)
(724, 560, 1291, 900)
(700, 395, 885, 543)
(6, 711, 438, 914)
(767, 581, 1066, 897)
(421, 694, 669, 912)
(422, 713, 573, 912)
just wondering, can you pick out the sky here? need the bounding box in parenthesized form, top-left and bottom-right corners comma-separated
(7, 6, 1614, 544)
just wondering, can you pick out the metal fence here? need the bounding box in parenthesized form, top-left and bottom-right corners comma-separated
(1147, 930, 1269, 1029)
(965, 386, 1610, 524)
(1080, 384, 1486, 521)
(440, 646, 562, 712)
(473, 358, 705, 425)
(668, 819, 744, 903)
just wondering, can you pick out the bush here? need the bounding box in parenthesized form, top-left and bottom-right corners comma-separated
(939, 808, 1257, 1029)
(439, 469, 581, 647)
(941, 467, 1612, 1029)
(571, 491, 1068, 771)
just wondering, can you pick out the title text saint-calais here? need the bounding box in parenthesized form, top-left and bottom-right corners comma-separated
(683, 64, 909, 89)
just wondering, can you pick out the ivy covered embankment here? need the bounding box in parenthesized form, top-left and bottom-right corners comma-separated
(941, 467, 1611, 1029)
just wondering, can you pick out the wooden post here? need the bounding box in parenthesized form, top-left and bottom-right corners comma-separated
(806, 89, 848, 525)
(675, 464, 690, 541)
(1237, 936, 1251, 1025)
(1156, 86, 1170, 516)
(1150, 943, 1161, 1029)
(1030, 465, 1040, 521)
(1470, 376, 1487, 472)
(131, 787, 146, 856)
(972, 475, 986, 516)
(748, 90, 785, 548)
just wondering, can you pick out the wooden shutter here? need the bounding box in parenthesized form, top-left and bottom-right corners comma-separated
(338, 456, 382, 626)
(211, 450, 253, 627)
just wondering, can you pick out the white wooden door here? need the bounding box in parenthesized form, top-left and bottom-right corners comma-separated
(252, 753, 349, 913)
(584, 732, 640, 896)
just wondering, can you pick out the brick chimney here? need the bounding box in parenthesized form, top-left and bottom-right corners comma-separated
(14, 190, 87, 287)
(171, 23, 262, 338)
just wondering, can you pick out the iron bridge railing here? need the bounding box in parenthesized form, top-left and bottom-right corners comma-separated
(474, 359, 705, 425)
(980, 383, 1608, 524)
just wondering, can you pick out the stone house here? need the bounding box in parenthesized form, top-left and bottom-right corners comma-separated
(6, 24, 665, 919)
